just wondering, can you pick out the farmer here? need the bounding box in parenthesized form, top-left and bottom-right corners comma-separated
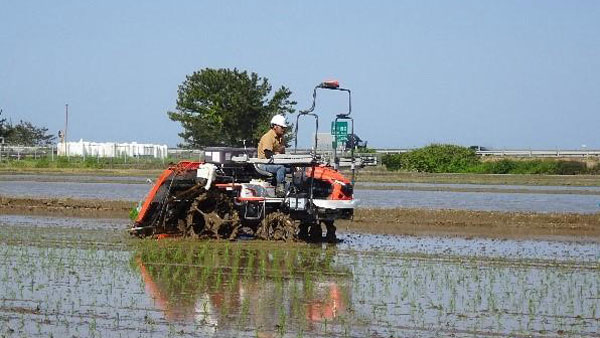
(257, 114, 290, 196)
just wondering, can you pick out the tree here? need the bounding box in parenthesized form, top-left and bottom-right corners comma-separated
(7, 120, 56, 146)
(168, 68, 296, 148)
(0, 109, 56, 146)
(0, 109, 10, 140)
(383, 144, 479, 172)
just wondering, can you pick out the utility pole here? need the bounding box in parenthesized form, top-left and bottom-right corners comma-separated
(64, 104, 69, 157)
(0, 108, 4, 161)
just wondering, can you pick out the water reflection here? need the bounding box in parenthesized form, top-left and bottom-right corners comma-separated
(5, 178, 600, 212)
(133, 241, 351, 335)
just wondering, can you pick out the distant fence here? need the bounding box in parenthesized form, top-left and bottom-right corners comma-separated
(0, 145, 204, 162)
(2, 145, 599, 164)
(0, 145, 55, 161)
(376, 149, 600, 158)
(477, 150, 600, 157)
(57, 141, 168, 159)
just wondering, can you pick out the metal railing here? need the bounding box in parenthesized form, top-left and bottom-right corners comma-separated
(478, 150, 600, 157)
(2, 145, 598, 163)
(376, 148, 600, 158)
(0, 145, 56, 161)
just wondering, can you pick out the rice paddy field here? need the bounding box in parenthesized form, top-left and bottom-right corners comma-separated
(1, 171, 599, 337)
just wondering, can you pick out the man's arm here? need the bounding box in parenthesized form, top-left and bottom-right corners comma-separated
(276, 144, 285, 154)
(264, 139, 283, 158)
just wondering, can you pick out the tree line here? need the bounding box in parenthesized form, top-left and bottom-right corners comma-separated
(382, 144, 596, 175)
(0, 110, 55, 146)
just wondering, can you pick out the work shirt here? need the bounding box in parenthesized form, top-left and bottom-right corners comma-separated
(258, 129, 284, 159)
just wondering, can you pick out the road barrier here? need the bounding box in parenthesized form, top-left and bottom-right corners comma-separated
(2, 145, 598, 163)
(376, 149, 600, 158)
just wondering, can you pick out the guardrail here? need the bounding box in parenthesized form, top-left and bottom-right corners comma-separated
(478, 150, 600, 157)
(0, 145, 56, 160)
(2, 145, 599, 162)
(374, 149, 411, 154)
(375, 148, 600, 158)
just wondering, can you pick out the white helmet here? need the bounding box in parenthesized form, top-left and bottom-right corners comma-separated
(270, 114, 287, 128)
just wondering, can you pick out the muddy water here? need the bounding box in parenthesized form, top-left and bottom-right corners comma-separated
(3, 176, 600, 213)
(0, 180, 150, 200)
(4, 174, 600, 192)
(1, 216, 598, 337)
(355, 189, 600, 213)
(359, 181, 600, 192)
(0, 174, 149, 183)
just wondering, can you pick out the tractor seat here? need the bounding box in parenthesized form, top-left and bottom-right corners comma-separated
(254, 164, 274, 178)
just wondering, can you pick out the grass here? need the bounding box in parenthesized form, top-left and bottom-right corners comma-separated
(381, 144, 600, 175)
(0, 166, 164, 177)
(3, 159, 600, 186)
(0, 156, 191, 170)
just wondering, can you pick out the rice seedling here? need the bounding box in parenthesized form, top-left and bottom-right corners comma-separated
(1, 213, 598, 337)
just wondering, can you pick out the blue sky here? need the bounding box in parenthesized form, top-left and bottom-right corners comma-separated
(1, 1, 599, 149)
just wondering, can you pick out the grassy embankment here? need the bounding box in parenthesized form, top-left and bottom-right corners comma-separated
(3, 156, 600, 186)
(382, 144, 600, 175)
(0, 156, 171, 177)
(0, 156, 175, 171)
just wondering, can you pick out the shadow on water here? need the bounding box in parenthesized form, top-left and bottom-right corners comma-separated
(131, 240, 353, 336)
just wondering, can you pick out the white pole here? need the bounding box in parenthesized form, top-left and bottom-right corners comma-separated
(64, 104, 69, 158)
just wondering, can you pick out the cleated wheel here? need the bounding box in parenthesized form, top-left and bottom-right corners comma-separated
(308, 223, 323, 242)
(323, 220, 337, 243)
(256, 212, 297, 241)
(180, 189, 241, 240)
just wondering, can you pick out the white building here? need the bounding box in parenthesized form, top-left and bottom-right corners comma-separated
(57, 140, 168, 159)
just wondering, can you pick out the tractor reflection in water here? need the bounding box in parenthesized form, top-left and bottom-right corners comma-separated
(133, 241, 351, 335)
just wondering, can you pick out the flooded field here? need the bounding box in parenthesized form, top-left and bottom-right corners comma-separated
(358, 181, 600, 193)
(0, 180, 150, 201)
(359, 189, 600, 213)
(3, 174, 600, 213)
(1, 215, 599, 337)
(1, 173, 599, 336)
(0, 174, 149, 184)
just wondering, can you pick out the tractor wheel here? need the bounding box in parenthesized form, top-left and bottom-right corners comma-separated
(298, 222, 311, 241)
(256, 212, 297, 241)
(183, 189, 241, 240)
(323, 220, 337, 243)
(308, 223, 323, 242)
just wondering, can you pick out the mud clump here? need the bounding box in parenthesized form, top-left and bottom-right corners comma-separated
(255, 212, 297, 241)
(0, 197, 131, 218)
(339, 208, 600, 241)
